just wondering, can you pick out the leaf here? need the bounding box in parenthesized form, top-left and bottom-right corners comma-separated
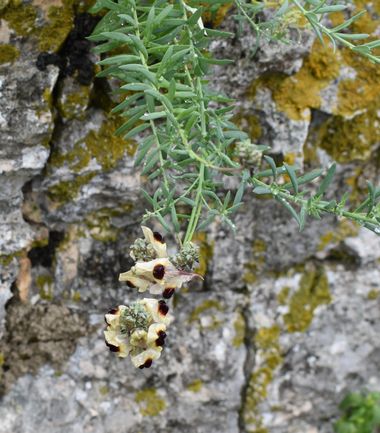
(124, 123, 151, 139)
(134, 136, 155, 167)
(316, 163, 336, 197)
(275, 197, 300, 225)
(253, 186, 271, 195)
(263, 155, 278, 180)
(284, 163, 299, 194)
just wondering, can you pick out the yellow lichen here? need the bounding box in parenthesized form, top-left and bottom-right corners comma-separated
(249, 40, 340, 121)
(189, 299, 224, 329)
(336, 49, 380, 118)
(201, 2, 232, 27)
(38, 3, 74, 52)
(243, 239, 267, 285)
(36, 274, 54, 301)
(84, 204, 133, 242)
(367, 289, 380, 301)
(243, 325, 283, 433)
(57, 84, 91, 120)
(318, 220, 358, 251)
(135, 388, 166, 417)
(187, 379, 203, 393)
(0, 43, 19, 64)
(50, 116, 136, 173)
(233, 113, 262, 142)
(47, 173, 96, 205)
(282, 265, 331, 333)
(192, 232, 214, 277)
(232, 311, 246, 347)
(1, 3, 37, 36)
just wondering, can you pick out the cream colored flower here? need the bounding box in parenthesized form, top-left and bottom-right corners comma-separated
(104, 299, 172, 368)
(141, 226, 167, 258)
(119, 257, 199, 297)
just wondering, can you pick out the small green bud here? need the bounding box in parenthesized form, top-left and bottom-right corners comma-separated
(120, 302, 150, 334)
(170, 242, 200, 271)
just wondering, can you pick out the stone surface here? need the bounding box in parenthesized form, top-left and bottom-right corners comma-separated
(0, 2, 380, 433)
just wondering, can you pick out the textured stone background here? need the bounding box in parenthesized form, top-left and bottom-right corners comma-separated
(0, 1, 380, 433)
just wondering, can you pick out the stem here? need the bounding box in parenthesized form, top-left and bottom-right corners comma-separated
(291, 0, 380, 64)
(251, 176, 380, 227)
(184, 163, 205, 244)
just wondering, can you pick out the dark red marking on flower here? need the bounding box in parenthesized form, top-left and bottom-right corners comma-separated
(108, 307, 119, 315)
(163, 287, 175, 299)
(156, 330, 167, 347)
(139, 358, 153, 369)
(126, 280, 136, 288)
(158, 300, 169, 316)
(153, 231, 165, 243)
(105, 341, 120, 352)
(104, 316, 110, 325)
(153, 264, 165, 280)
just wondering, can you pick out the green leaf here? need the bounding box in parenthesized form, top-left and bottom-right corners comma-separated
(275, 197, 300, 225)
(263, 155, 278, 180)
(316, 163, 336, 197)
(100, 31, 131, 43)
(253, 186, 271, 195)
(141, 111, 167, 120)
(134, 136, 155, 167)
(124, 123, 151, 139)
(284, 163, 299, 194)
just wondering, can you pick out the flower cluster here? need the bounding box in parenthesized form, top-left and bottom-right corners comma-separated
(105, 226, 200, 368)
(104, 299, 172, 368)
(119, 226, 200, 299)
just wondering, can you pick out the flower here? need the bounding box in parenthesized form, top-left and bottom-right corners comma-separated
(119, 226, 201, 297)
(119, 257, 198, 297)
(104, 298, 173, 368)
(129, 226, 167, 262)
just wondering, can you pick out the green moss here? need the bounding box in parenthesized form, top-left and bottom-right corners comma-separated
(367, 290, 380, 301)
(187, 379, 203, 393)
(1, 3, 37, 36)
(135, 388, 166, 417)
(277, 286, 290, 305)
(0, 44, 19, 64)
(84, 204, 133, 242)
(38, 4, 74, 53)
(36, 274, 54, 301)
(232, 312, 246, 347)
(47, 173, 96, 205)
(50, 116, 136, 174)
(282, 265, 331, 333)
(99, 385, 109, 395)
(72, 291, 81, 302)
(0, 250, 23, 266)
(249, 40, 340, 121)
(57, 84, 91, 120)
(243, 325, 283, 433)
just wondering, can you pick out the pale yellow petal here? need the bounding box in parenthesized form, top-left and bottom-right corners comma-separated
(141, 226, 167, 258)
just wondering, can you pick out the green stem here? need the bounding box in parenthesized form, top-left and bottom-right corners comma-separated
(251, 176, 380, 227)
(291, 0, 380, 64)
(184, 163, 205, 244)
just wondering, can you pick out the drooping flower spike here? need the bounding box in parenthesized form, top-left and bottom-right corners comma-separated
(104, 298, 173, 369)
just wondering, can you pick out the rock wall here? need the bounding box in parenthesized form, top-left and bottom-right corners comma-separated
(0, 2, 380, 433)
